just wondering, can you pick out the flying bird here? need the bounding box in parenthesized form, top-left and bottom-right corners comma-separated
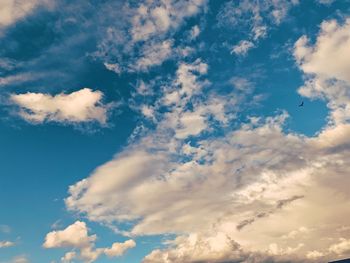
(298, 101, 304, 107)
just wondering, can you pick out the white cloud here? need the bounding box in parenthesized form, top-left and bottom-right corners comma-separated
(329, 238, 350, 255)
(143, 232, 245, 263)
(64, 54, 350, 263)
(43, 221, 95, 249)
(268, 243, 304, 256)
(104, 240, 136, 257)
(0, 0, 53, 29)
(130, 0, 207, 42)
(43, 221, 135, 263)
(0, 241, 15, 248)
(295, 19, 350, 83)
(0, 73, 34, 87)
(98, 0, 208, 73)
(135, 40, 173, 71)
(231, 40, 255, 56)
(10, 88, 111, 125)
(189, 25, 200, 40)
(282, 227, 310, 239)
(218, 0, 298, 54)
(306, 250, 324, 259)
(61, 251, 76, 263)
(295, 18, 350, 125)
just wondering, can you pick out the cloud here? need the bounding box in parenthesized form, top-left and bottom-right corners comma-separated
(130, 0, 207, 43)
(282, 227, 310, 239)
(0, 225, 11, 234)
(104, 240, 136, 257)
(43, 221, 135, 263)
(143, 232, 246, 263)
(295, 18, 350, 126)
(61, 251, 76, 263)
(0, 241, 15, 248)
(10, 88, 112, 125)
(329, 238, 350, 255)
(0, 73, 34, 87)
(64, 52, 350, 263)
(317, 0, 334, 5)
(218, 0, 299, 55)
(0, 0, 52, 29)
(236, 195, 304, 231)
(66, 106, 350, 262)
(135, 40, 173, 71)
(231, 40, 255, 56)
(96, 0, 208, 73)
(43, 221, 96, 249)
(189, 25, 200, 40)
(306, 250, 324, 259)
(295, 19, 350, 84)
(11, 255, 29, 263)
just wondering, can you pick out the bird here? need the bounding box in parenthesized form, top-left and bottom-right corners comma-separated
(298, 101, 304, 107)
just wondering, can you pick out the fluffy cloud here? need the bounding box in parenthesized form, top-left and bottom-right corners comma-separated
(104, 240, 136, 257)
(43, 221, 96, 249)
(295, 19, 350, 84)
(43, 221, 135, 263)
(10, 88, 111, 125)
(294, 19, 350, 125)
(64, 52, 350, 263)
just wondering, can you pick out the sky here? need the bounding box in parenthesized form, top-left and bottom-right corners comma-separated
(0, 0, 350, 262)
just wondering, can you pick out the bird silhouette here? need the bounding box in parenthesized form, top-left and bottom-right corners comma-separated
(298, 101, 304, 107)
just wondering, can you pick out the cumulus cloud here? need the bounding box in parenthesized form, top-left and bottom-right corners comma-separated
(295, 19, 350, 84)
(64, 51, 350, 263)
(10, 88, 112, 125)
(43, 221, 135, 263)
(104, 240, 136, 257)
(295, 18, 350, 127)
(43, 221, 96, 249)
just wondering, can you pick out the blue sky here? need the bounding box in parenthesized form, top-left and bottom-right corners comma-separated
(1, 0, 350, 262)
